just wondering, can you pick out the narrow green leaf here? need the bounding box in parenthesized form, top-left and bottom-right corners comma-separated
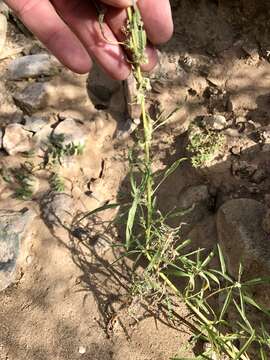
(234, 330, 256, 360)
(126, 193, 140, 249)
(217, 244, 226, 275)
(219, 288, 233, 321)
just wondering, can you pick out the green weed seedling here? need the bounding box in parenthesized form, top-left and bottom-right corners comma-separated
(49, 172, 65, 192)
(13, 162, 36, 200)
(44, 133, 85, 167)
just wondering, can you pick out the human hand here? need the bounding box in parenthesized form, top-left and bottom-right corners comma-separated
(4, 0, 173, 80)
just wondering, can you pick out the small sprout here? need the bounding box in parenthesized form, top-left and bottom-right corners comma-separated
(12, 162, 37, 200)
(45, 134, 85, 167)
(0, 167, 13, 183)
(49, 172, 65, 192)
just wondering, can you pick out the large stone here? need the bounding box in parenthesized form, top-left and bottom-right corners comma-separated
(217, 199, 269, 279)
(13, 82, 49, 114)
(0, 208, 36, 291)
(23, 115, 48, 133)
(88, 63, 121, 108)
(0, 13, 7, 54)
(186, 216, 219, 267)
(8, 54, 60, 80)
(53, 118, 87, 146)
(3, 123, 32, 155)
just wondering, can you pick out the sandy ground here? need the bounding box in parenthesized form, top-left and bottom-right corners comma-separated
(1, 0, 270, 359)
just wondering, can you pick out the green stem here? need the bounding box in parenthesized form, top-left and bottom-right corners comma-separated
(126, 5, 251, 360)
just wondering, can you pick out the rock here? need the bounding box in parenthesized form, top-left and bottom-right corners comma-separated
(13, 82, 49, 114)
(23, 115, 48, 133)
(53, 118, 86, 146)
(178, 185, 211, 235)
(186, 216, 218, 256)
(88, 63, 121, 108)
(0, 208, 36, 291)
(217, 199, 269, 279)
(203, 114, 227, 130)
(0, 13, 7, 54)
(3, 123, 32, 155)
(124, 73, 142, 121)
(32, 123, 53, 150)
(116, 118, 138, 140)
(41, 192, 75, 230)
(178, 185, 210, 210)
(78, 346, 86, 355)
(8, 54, 60, 80)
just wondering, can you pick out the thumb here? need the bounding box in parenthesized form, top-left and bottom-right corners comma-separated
(101, 0, 134, 8)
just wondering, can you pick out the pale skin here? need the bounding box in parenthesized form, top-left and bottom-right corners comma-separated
(4, 0, 173, 80)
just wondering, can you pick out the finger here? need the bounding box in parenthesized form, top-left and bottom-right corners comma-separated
(143, 45, 158, 72)
(105, 6, 158, 71)
(5, 0, 92, 74)
(51, 0, 130, 80)
(101, 0, 133, 8)
(138, 0, 173, 44)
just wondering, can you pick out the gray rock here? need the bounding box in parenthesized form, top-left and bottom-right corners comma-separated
(3, 123, 32, 155)
(116, 118, 138, 140)
(178, 185, 210, 210)
(41, 192, 74, 230)
(217, 199, 269, 278)
(203, 114, 227, 130)
(187, 216, 218, 249)
(23, 115, 48, 133)
(13, 82, 49, 114)
(88, 63, 121, 107)
(0, 13, 7, 54)
(0, 208, 36, 291)
(8, 54, 59, 80)
(32, 123, 52, 150)
(53, 118, 86, 146)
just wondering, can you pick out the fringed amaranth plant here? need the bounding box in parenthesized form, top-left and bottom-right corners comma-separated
(121, 4, 270, 359)
(83, 3, 270, 359)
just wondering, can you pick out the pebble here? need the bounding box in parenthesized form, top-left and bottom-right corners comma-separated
(203, 114, 227, 130)
(3, 123, 32, 155)
(116, 119, 138, 140)
(0, 208, 36, 291)
(78, 346, 86, 355)
(13, 82, 49, 114)
(8, 54, 60, 80)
